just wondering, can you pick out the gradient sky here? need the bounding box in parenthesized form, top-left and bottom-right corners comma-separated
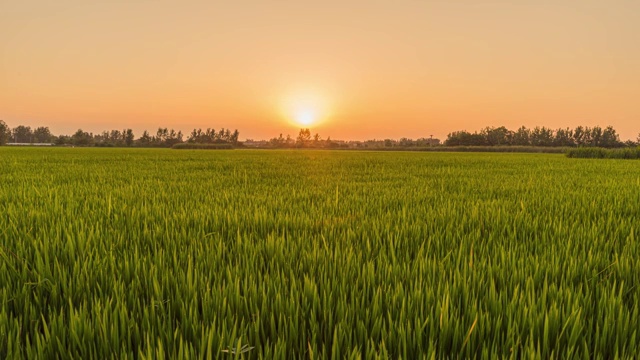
(2, 0, 639, 141)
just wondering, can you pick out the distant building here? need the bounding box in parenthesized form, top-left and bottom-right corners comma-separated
(243, 140, 269, 148)
(6, 143, 54, 146)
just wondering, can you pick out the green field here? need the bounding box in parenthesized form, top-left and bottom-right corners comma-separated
(1, 148, 639, 359)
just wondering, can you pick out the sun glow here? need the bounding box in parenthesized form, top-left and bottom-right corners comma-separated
(281, 90, 330, 127)
(294, 108, 318, 126)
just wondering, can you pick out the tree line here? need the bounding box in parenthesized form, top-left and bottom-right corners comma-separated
(0, 120, 240, 147)
(262, 128, 441, 149)
(267, 128, 338, 148)
(3, 120, 638, 150)
(445, 125, 639, 148)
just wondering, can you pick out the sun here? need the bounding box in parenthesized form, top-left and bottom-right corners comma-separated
(281, 90, 330, 127)
(294, 108, 318, 126)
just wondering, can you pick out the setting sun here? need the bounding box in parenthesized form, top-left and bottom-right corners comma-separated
(281, 90, 330, 128)
(294, 108, 318, 126)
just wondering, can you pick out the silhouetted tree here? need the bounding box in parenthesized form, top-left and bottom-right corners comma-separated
(124, 129, 135, 146)
(553, 128, 574, 147)
(445, 131, 482, 146)
(165, 129, 183, 147)
(269, 133, 286, 147)
(600, 126, 621, 148)
(296, 128, 311, 147)
(0, 120, 10, 145)
(12, 125, 33, 143)
(590, 126, 603, 147)
(137, 130, 152, 146)
(482, 126, 512, 146)
(530, 127, 554, 146)
(54, 135, 71, 145)
(582, 127, 594, 146)
(443, 124, 629, 148)
(33, 126, 53, 143)
(511, 126, 531, 146)
(71, 129, 93, 146)
(230, 129, 240, 145)
(573, 126, 586, 146)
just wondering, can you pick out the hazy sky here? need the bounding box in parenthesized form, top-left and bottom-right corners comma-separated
(2, 0, 639, 140)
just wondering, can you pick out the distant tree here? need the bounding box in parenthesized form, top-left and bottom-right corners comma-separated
(530, 126, 554, 146)
(581, 127, 594, 146)
(553, 128, 574, 147)
(230, 129, 240, 145)
(164, 129, 183, 147)
(414, 137, 440, 146)
(323, 136, 335, 147)
(590, 126, 603, 147)
(399, 137, 414, 147)
(269, 133, 285, 147)
(470, 132, 487, 146)
(573, 126, 586, 146)
(187, 129, 198, 143)
(446, 130, 485, 146)
(124, 129, 135, 146)
(186, 128, 238, 145)
(481, 126, 512, 146)
(511, 126, 531, 146)
(296, 128, 311, 147)
(33, 126, 53, 143)
(54, 135, 71, 145)
(137, 130, 152, 146)
(155, 128, 168, 145)
(0, 120, 10, 145)
(600, 126, 621, 148)
(206, 128, 216, 143)
(12, 125, 33, 143)
(71, 129, 93, 146)
(94, 131, 110, 146)
(110, 129, 123, 146)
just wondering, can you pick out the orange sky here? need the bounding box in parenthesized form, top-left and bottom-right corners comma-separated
(2, 0, 639, 141)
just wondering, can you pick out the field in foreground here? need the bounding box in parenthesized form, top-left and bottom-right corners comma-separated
(1, 148, 639, 359)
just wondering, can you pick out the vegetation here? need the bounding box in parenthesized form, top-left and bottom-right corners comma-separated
(172, 143, 234, 150)
(566, 147, 640, 159)
(3, 120, 640, 151)
(445, 125, 634, 148)
(0, 121, 239, 148)
(263, 129, 441, 149)
(378, 146, 567, 153)
(187, 128, 240, 146)
(1, 148, 640, 358)
(0, 120, 10, 145)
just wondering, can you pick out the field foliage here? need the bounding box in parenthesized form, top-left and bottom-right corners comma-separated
(1, 148, 639, 359)
(172, 143, 234, 150)
(566, 147, 640, 159)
